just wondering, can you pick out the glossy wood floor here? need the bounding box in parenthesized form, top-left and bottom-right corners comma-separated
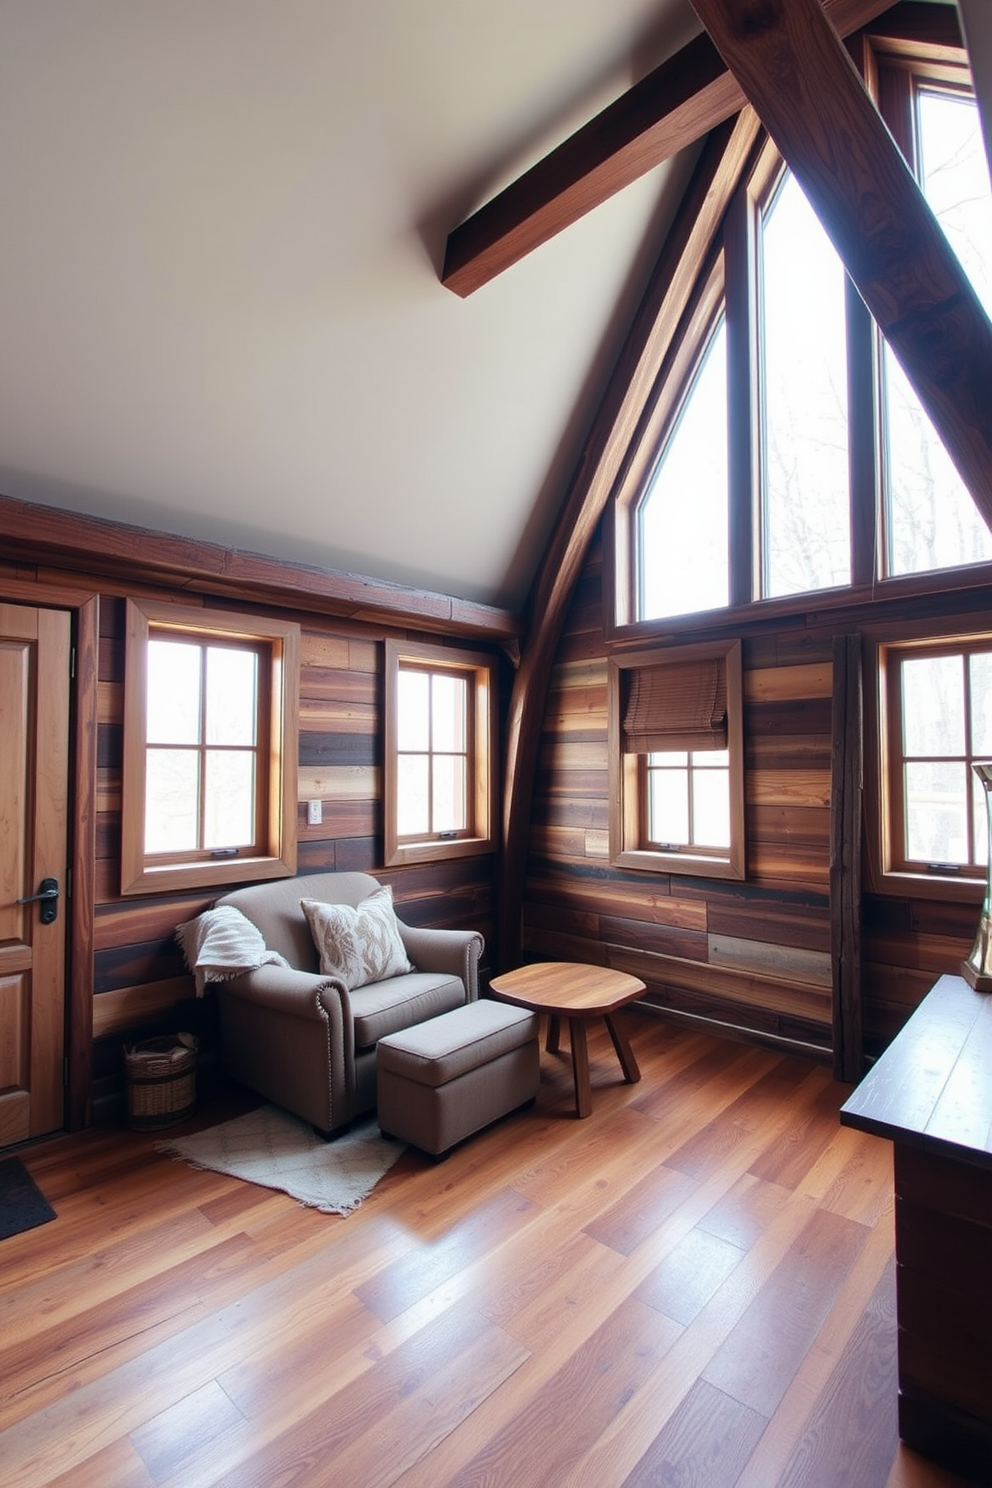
(0, 1016, 980, 1488)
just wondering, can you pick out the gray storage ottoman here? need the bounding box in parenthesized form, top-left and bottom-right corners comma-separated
(377, 999, 539, 1158)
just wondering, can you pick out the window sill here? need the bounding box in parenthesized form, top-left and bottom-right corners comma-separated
(867, 868, 985, 904)
(385, 836, 495, 869)
(120, 854, 296, 897)
(612, 847, 744, 880)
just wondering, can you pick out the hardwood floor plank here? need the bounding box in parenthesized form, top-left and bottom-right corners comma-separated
(44, 1438, 158, 1488)
(130, 1380, 247, 1485)
(701, 1208, 871, 1416)
(696, 1172, 794, 1251)
(0, 1021, 966, 1488)
(634, 1226, 747, 1326)
(441, 1295, 679, 1488)
(204, 1304, 524, 1488)
(731, 1205, 896, 1488)
(620, 1377, 768, 1487)
(301, 1320, 527, 1488)
(354, 1187, 539, 1324)
(582, 1162, 701, 1256)
(796, 1117, 895, 1228)
(666, 1062, 833, 1182)
(748, 1073, 848, 1189)
(559, 1180, 828, 1486)
(773, 1260, 898, 1488)
(0, 1233, 259, 1431)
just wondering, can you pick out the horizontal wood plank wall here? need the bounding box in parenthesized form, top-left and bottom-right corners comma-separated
(525, 537, 990, 1061)
(93, 595, 499, 1099)
(524, 542, 835, 1053)
(1, 553, 500, 1113)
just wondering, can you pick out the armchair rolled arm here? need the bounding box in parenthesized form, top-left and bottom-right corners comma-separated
(218, 965, 355, 1130)
(398, 923, 484, 1001)
(222, 964, 347, 1021)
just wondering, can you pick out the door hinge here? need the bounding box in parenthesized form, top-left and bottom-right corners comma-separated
(70, 646, 76, 680)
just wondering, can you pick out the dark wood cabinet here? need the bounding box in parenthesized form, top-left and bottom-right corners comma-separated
(840, 973, 992, 1484)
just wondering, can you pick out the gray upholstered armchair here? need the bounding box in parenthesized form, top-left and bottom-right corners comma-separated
(213, 871, 483, 1137)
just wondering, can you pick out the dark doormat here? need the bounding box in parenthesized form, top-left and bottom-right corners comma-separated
(0, 1155, 57, 1240)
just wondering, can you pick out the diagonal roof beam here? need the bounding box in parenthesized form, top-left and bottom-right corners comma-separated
(441, 0, 893, 297)
(691, 0, 992, 525)
(497, 110, 762, 967)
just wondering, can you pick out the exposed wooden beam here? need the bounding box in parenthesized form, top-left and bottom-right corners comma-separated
(0, 494, 523, 647)
(498, 111, 762, 968)
(442, 0, 894, 297)
(690, 0, 992, 526)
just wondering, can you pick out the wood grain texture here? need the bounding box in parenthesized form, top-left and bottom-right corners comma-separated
(499, 110, 762, 969)
(844, 995, 992, 1484)
(0, 493, 521, 644)
(0, 1022, 944, 1488)
(691, 0, 992, 519)
(0, 556, 493, 1101)
(440, 0, 894, 295)
(830, 634, 865, 1082)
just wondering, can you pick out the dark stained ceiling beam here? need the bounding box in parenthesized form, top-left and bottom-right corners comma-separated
(690, 0, 992, 525)
(441, 0, 894, 297)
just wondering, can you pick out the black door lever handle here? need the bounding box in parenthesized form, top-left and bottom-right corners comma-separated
(18, 877, 60, 924)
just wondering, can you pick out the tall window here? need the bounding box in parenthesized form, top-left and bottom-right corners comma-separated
(384, 639, 497, 866)
(882, 84, 992, 577)
(122, 600, 299, 894)
(759, 169, 850, 598)
(613, 38, 992, 635)
(880, 636, 992, 882)
(638, 316, 729, 622)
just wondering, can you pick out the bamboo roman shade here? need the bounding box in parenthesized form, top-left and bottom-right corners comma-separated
(622, 657, 727, 753)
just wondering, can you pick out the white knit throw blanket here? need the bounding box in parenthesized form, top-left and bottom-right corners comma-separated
(176, 905, 289, 996)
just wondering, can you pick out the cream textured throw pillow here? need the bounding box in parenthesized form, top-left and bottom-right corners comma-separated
(301, 885, 414, 991)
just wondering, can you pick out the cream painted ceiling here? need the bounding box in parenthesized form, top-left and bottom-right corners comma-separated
(0, 0, 704, 610)
(1, 4, 986, 612)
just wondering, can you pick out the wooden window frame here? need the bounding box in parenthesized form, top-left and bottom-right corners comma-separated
(608, 638, 744, 879)
(866, 621, 992, 904)
(384, 638, 497, 867)
(607, 14, 984, 646)
(121, 599, 299, 896)
(610, 255, 727, 633)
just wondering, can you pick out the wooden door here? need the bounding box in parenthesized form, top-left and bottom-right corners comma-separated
(0, 604, 71, 1145)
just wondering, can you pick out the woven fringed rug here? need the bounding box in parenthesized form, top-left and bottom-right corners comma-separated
(156, 1105, 405, 1214)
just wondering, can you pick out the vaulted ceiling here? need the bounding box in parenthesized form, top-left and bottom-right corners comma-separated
(0, 2, 988, 611)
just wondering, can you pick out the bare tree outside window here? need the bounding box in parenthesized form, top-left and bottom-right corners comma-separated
(760, 170, 850, 598)
(884, 88, 992, 576)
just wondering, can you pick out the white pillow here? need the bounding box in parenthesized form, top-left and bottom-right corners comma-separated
(301, 885, 414, 991)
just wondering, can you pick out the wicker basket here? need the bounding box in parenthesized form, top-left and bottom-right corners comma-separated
(124, 1033, 198, 1131)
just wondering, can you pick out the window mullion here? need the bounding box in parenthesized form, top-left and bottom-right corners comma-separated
(426, 675, 436, 835)
(723, 185, 756, 609)
(198, 644, 208, 853)
(846, 279, 881, 589)
(964, 650, 976, 862)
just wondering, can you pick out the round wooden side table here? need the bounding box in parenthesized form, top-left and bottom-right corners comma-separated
(489, 961, 645, 1118)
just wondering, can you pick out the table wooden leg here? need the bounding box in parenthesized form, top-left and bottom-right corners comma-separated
(569, 1018, 592, 1118)
(546, 1014, 562, 1056)
(605, 1013, 640, 1085)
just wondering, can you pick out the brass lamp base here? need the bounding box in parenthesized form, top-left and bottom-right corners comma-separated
(961, 909, 992, 992)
